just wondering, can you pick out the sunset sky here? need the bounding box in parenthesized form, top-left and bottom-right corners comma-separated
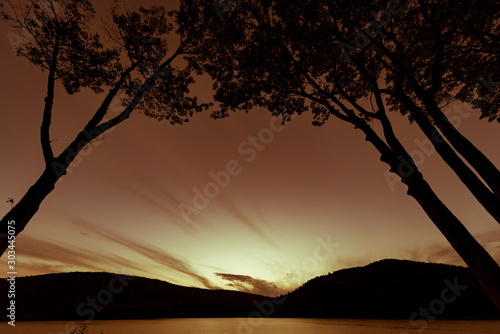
(0, 0, 499, 297)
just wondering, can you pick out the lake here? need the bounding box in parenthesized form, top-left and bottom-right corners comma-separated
(0, 318, 498, 334)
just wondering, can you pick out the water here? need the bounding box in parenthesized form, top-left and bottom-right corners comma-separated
(0, 318, 498, 334)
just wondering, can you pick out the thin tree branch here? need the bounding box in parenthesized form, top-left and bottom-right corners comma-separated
(41, 28, 61, 166)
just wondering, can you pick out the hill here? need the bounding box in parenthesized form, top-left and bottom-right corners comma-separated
(0, 272, 265, 321)
(275, 259, 499, 319)
(1, 259, 498, 321)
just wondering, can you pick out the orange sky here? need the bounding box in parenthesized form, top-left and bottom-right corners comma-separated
(0, 0, 499, 296)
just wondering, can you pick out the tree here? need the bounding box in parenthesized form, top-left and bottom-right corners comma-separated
(178, 0, 500, 311)
(0, 0, 209, 255)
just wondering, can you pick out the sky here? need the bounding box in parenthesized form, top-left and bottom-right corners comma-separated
(0, 0, 499, 297)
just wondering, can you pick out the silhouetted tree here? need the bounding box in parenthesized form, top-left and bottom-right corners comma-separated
(178, 0, 500, 311)
(0, 0, 209, 254)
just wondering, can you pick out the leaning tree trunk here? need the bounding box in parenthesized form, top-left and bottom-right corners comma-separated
(357, 116, 500, 313)
(401, 98, 500, 225)
(404, 171, 500, 312)
(0, 167, 62, 255)
(423, 98, 500, 201)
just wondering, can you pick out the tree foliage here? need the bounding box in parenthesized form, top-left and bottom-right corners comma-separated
(180, 0, 499, 122)
(1, 0, 209, 124)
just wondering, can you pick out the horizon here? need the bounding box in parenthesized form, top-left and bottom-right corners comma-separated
(0, 257, 478, 301)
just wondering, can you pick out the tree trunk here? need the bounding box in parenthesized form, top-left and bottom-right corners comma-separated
(403, 100, 500, 225)
(403, 172, 500, 312)
(0, 167, 61, 256)
(356, 117, 500, 313)
(423, 99, 500, 201)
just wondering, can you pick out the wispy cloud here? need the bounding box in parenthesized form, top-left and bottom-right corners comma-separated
(214, 272, 283, 296)
(15, 233, 137, 273)
(12, 219, 221, 290)
(221, 201, 270, 239)
(406, 229, 500, 266)
(71, 219, 220, 289)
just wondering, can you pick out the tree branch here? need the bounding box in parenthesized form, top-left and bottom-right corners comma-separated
(41, 29, 61, 166)
(83, 63, 138, 131)
(58, 42, 185, 168)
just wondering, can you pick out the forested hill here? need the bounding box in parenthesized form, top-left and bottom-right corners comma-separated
(1, 259, 498, 321)
(275, 259, 499, 319)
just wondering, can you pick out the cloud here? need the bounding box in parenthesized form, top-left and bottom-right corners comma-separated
(214, 272, 283, 297)
(221, 201, 270, 239)
(100, 166, 192, 228)
(70, 219, 220, 290)
(8, 219, 221, 290)
(14, 233, 138, 274)
(405, 229, 500, 266)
